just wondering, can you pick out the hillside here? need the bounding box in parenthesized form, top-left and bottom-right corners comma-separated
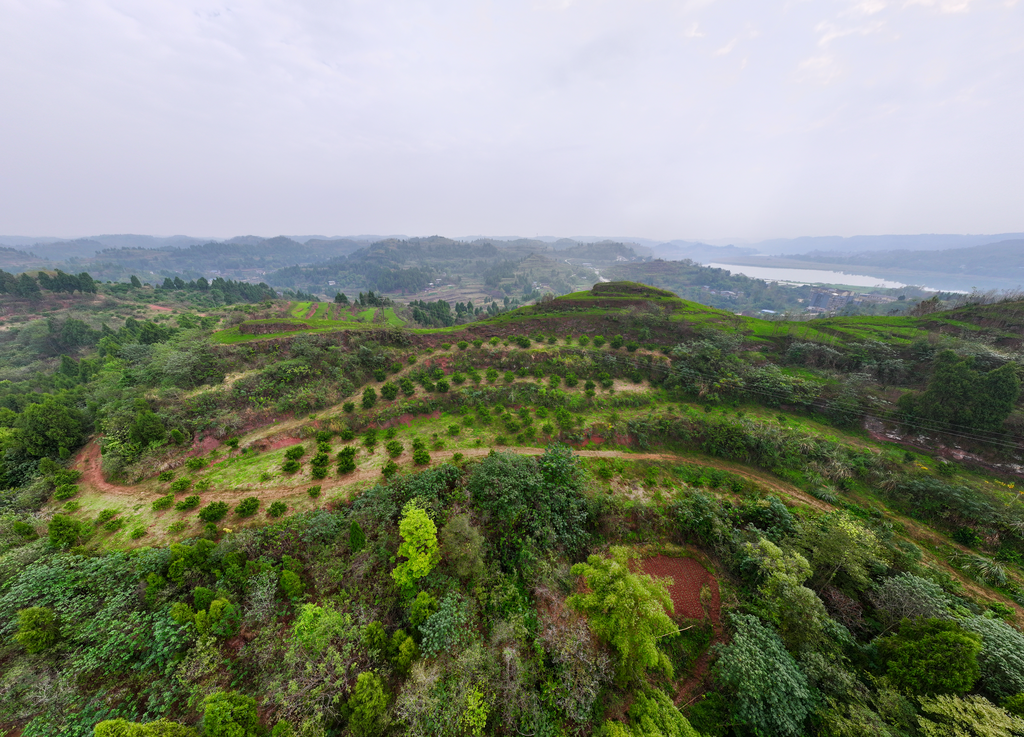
(2, 280, 1024, 736)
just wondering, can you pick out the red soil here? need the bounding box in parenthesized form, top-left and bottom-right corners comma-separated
(638, 554, 726, 707)
(640, 555, 719, 621)
(148, 304, 173, 312)
(304, 304, 318, 319)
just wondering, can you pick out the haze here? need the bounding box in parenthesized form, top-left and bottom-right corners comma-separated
(1, 0, 1021, 241)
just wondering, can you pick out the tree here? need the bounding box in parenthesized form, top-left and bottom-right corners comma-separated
(440, 513, 486, 580)
(714, 613, 812, 737)
(745, 538, 829, 649)
(48, 514, 83, 548)
(961, 616, 1024, 700)
(203, 691, 259, 737)
(391, 501, 440, 589)
(795, 511, 883, 591)
(900, 350, 1021, 433)
(917, 694, 1024, 737)
(878, 618, 982, 695)
(335, 292, 349, 305)
(16, 395, 83, 457)
(348, 671, 389, 737)
(362, 386, 377, 409)
(14, 606, 58, 653)
(16, 273, 41, 299)
(870, 573, 953, 633)
(568, 546, 675, 682)
(599, 689, 701, 737)
(130, 275, 143, 288)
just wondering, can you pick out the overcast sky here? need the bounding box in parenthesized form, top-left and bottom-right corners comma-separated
(1, 0, 1021, 241)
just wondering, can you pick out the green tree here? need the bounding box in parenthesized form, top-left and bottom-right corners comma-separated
(598, 689, 701, 737)
(14, 606, 59, 653)
(917, 694, 1024, 737)
(568, 546, 675, 682)
(745, 538, 829, 649)
(348, 671, 389, 737)
(961, 616, 1024, 700)
(900, 350, 1021, 432)
(440, 513, 486, 580)
(203, 691, 259, 737)
(362, 386, 377, 409)
(878, 618, 982, 695)
(796, 511, 883, 591)
(16, 395, 84, 457)
(391, 501, 440, 589)
(48, 514, 83, 547)
(714, 613, 812, 737)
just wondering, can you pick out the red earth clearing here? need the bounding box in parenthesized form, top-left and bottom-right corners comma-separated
(639, 554, 725, 707)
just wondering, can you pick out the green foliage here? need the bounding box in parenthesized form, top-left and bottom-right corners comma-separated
(879, 618, 982, 695)
(412, 447, 430, 466)
(338, 446, 357, 474)
(440, 513, 486, 580)
(745, 538, 829, 649)
(152, 494, 175, 511)
(94, 719, 199, 736)
(184, 457, 206, 471)
(307, 485, 321, 498)
(234, 497, 260, 517)
(408, 591, 438, 629)
(203, 690, 259, 737)
(292, 602, 354, 653)
(284, 445, 306, 461)
(796, 511, 883, 591)
(280, 569, 304, 600)
(380, 381, 399, 401)
(268, 501, 287, 518)
(461, 687, 490, 736)
(175, 495, 200, 511)
(569, 546, 675, 682)
(391, 501, 440, 589)
(169, 477, 191, 493)
(385, 439, 403, 458)
(198, 501, 229, 523)
(158, 470, 174, 482)
(16, 395, 84, 458)
(917, 694, 1024, 737)
(419, 592, 470, 657)
(900, 350, 1021, 432)
(362, 386, 378, 409)
(349, 671, 389, 737)
(468, 445, 589, 570)
(48, 513, 82, 547)
(714, 613, 811, 737)
(961, 616, 1024, 700)
(600, 689, 700, 737)
(349, 520, 366, 553)
(14, 606, 58, 653)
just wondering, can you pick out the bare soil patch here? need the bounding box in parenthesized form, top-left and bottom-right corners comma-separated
(641, 555, 719, 622)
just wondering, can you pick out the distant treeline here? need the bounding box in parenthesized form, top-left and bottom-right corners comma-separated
(157, 275, 276, 303)
(0, 269, 98, 298)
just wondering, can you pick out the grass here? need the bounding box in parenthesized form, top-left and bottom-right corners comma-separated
(357, 307, 377, 322)
(288, 301, 313, 318)
(384, 307, 405, 327)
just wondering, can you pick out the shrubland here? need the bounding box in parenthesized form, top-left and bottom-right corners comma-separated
(0, 280, 1022, 735)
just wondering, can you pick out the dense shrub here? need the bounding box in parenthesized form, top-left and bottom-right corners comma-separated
(268, 501, 287, 518)
(198, 501, 230, 523)
(175, 495, 201, 511)
(235, 497, 260, 517)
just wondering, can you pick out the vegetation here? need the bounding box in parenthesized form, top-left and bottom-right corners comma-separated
(1, 277, 1024, 736)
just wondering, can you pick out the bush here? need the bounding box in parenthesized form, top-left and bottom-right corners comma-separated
(153, 494, 175, 511)
(447, 424, 460, 436)
(350, 520, 366, 553)
(413, 448, 430, 466)
(349, 671, 389, 737)
(280, 569, 304, 599)
(451, 372, 466, 385)
(170, 428, 187, 444)
(307, 485, 322, 498)
(373, 368, 387, 382)
(158, 470, 175, 482)
(362, 387, 378, 409)
(130, 526, 147, 539)
(53, 483, 78, 500)
(185, 457, 206, 471)
(282, 459, 300, 474)
(364, 428, 378, 449)
(11, 520, 36, 539)
(386, 440, 403, 458)
(14, 606, 58, 653)
(382, 460, 400, 479)
(486, 368, 498, 382)
(436, 379, 450, 393)
(610, 334, 624, 349)
(338, 447, 357, 474)
(235, 497, 260, 517)
(879, 618, 982, 695)
(593, 336, 605, 347)
(103, 518, 125, 533)
(285, 445, 306, 460)
(198, 501, 230, 523)
(170, 477, 192, 493)
(381, 381, 399, 400)
(268, 501, 287, 518)
(203, 691, 258, 737)
(176, 495, 201, 511)
(457, 340, 469, 350)
(315, 430, 333, 443)
(626, 341, 639, 352)
(343, 402, 356, 413)
(48, 514, 82, 547)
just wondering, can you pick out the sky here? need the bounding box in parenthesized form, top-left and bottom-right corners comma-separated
(1, 0, 1021, 241)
